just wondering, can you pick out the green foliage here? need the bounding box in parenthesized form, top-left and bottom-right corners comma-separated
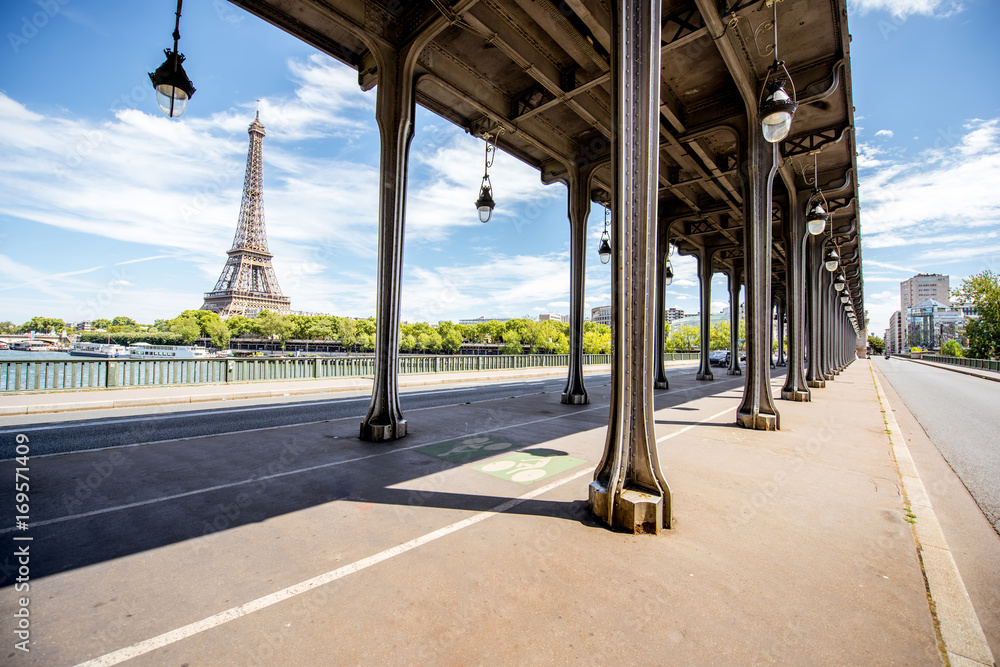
(80, 331, 183, 346)
(169, 315, 201, 344)
(17, 316, 65, 333)
(255, 310, 295, 341)
(867, 335, 885, 354)
(940, 339, 963, 357)
(0, 321, 14, 333)
(910, 346, 924, 353)
(111, 316, 138, 329)
(92, 318, 112, 330)
(952, 270, 1000, 359)
(668, 324, 700, 351)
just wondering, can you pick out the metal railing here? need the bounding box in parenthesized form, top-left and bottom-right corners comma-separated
(0, 352, 701, 394)
(913, 354, 1000, 372)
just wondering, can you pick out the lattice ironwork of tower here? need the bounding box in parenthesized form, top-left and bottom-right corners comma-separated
(201, 111, 291, 319)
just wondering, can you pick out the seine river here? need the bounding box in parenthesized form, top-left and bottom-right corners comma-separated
(0, 350, 73, 361)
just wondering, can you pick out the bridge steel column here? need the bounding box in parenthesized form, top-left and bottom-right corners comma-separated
(820, 260, 835, 381)
(781, 195, 810, 401)
(735, 125, 780, 430)
(725, 262, 742, 376)
(806, 233, 826, 389)
(359, 43, 419, 442)
(562, 162, 599, 405)
(590, 0, 671, 534)
(654, 226, 672, 390)
(776, 297, 786, 367)
(696, 248, 715, 381)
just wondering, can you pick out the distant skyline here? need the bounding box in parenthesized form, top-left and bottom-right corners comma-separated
(1, 0, 998, 333)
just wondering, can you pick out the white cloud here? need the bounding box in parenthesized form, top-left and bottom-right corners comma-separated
(874, 129, 894, 138)
(848, 0, 964, 19)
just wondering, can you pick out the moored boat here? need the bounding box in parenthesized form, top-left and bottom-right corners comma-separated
(69, 342, 130, 358)
(127, 343, 210, 359)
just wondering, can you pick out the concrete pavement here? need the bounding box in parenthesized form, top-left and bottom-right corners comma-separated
(1, 361, 994, 665)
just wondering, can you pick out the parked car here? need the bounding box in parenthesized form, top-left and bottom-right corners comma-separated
(708, 350, 730, 366)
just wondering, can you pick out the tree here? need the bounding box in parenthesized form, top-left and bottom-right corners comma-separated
(226, 316, 255, 337)
(111, 316, 138, 329)
(940, 339, 963, 357)
(867, 335, 884, 354)
(169, 316, 201, 344)
(206, 318, 231, 349)
(953, 270, 1000, 359)
(0, 321, 14, 333)
(17, 316, 65, 333)
(256, 310, 294, 341)
(92, 318, 112, 330)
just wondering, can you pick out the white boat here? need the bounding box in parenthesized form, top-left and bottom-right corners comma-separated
(10, 341, 54, 352)
(69, 342, 130, 358)
(127, 343, 210, 360)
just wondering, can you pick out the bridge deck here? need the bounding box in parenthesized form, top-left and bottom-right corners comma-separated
(1, 364, 948, 664)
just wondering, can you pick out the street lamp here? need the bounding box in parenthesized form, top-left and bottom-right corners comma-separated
(598, 205, 612, 264)
(148, 0, 196, 118)
(824, 246, 839, 272)
(664, 260, 674, 286)
(475, 128, 503, 223)
(805, 153, 829, 235)
(757, 1, 798, 143)
(833, 274, 845, 291)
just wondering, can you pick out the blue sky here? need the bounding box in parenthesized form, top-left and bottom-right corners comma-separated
(0, 0, 998, 334)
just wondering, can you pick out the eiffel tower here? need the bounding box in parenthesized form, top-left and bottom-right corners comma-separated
(201, 109, 291, 319)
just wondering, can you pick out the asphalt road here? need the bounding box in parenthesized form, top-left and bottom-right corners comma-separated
(874, 357, 1000, 533)
(0, 373, 615, 459)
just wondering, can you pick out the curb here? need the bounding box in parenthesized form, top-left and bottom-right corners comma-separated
(870, 361, 996, 667)
(896, 357, 1000, 384)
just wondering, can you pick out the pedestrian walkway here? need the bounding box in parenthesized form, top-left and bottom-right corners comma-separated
(1, 361, 993, 665)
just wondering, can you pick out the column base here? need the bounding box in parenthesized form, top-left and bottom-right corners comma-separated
(776, 361, 787, 367)
(737, 410, 779, 430)
(654, 380, 669, 389)
(589, 481, 666, 534)
(359, 419, 407, 442)
(823, 373, 834, 381)
(781, 389, 811, 402)
(696, 372, 714, 381)
(727, 368, 742, 375)
(807, 380, 826, 388)
(561, 392, 590, 405)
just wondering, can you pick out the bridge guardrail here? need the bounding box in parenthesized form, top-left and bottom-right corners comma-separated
(915, 354, 1000, 373)
(0, 353, 700, 394)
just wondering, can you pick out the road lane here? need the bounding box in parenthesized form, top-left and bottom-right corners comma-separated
(874, 357, 1000, 533)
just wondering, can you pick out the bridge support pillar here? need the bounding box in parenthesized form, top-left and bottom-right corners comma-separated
(781, 195, 810, 401)
(736, 125, 779, 430)
(590, 0, 670, 534)
(725, 265, 742, 376)
(360, 44, 419, 442)
(806, 234, 826, 389)
(654, 225, 671, 389)
(696, 248, 715, 381)
(562, 162, 597, 405)
(776, 297, 786, 367)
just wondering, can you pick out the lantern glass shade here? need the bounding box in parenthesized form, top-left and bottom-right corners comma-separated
(664, 261, 674, 285)
(598, 234, 612, 264)
(149, 50, 195, 118)
(475, 184, 495, 223)
(760, 86, 796, 143)
(824, 248, 839, 272)
(841, 294, 850, 303)
(833, 276, 845, 291)
(806, 202, 828, 236)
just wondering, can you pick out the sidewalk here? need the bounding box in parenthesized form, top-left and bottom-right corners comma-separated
(0, 363, 639, 416)
(1, 361, 994, 665)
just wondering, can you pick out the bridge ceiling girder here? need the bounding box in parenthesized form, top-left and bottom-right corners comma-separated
(228, 0, 863, 309)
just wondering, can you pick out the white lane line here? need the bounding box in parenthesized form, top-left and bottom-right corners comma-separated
(73, 466, 594, 667)
(0, 405, 606, 535)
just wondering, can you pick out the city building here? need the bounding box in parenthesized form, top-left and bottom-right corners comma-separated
(666, 307, 685, 323)
(900, 273, 949, 313)
(591, 306, 611, 327)
(886, 310, 903, 354)
(905, 299, 964, 350)
(538, 313, 569, 323)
